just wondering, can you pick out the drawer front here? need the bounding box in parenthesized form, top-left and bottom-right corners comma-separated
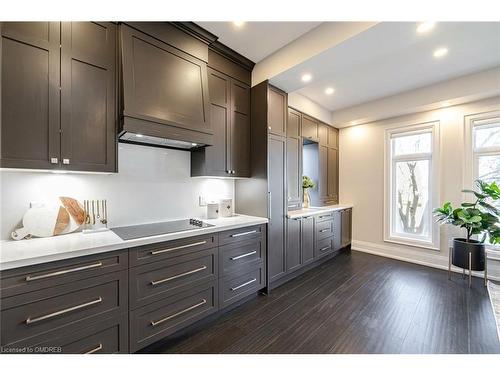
(218, 224, 265, 246)
(315, 212, 334, 222)
(0, 250, 128, 298)
(220, 238, 264, 277)
(1, 271, 127, 347)
(129, 234, 218, 266)
(130, 248, 217, 309)
(130, 281, 217, 352)
(316, 220, 333, 241)
(315, 237, 334, 258)
(220, 265, 265, 309)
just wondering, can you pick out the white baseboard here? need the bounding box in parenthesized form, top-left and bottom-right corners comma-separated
(352, 239, 500, 282)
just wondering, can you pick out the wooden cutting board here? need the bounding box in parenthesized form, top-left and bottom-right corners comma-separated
(59, 197, 85, 225)
(12, 205, 69, 240)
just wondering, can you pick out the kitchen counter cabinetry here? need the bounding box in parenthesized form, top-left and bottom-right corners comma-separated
(0, 223, 266, 353)
(1, 22, 117, 172)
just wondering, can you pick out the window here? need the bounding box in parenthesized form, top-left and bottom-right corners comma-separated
(384, 122, 440, 250)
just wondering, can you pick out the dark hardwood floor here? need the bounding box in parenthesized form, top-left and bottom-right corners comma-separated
(141, 250, 500, 354)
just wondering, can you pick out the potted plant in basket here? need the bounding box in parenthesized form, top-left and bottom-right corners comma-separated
(434, 180, 500, 272)
(302, 175, 315, 208)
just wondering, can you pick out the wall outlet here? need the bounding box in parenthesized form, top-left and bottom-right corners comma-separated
(199, 196, 207, 207)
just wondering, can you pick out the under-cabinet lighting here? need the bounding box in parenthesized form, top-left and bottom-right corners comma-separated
(417, 22, 436, 33)
(301, 73, 312, 82)
(191, 143, 198, 146)
(135, 134, 144, 138)
(433, 47, 448, 58)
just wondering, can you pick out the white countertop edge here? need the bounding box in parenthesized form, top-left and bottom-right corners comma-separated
(0, 215, 268, 271)
(286, 204, 353, 219)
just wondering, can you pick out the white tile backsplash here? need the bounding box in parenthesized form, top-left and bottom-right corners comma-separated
(0, 143, 234, 240)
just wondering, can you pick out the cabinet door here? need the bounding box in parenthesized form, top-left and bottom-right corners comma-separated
(301, 216, 315, 264)
(120, 25, 211, 134)
(286, 137, 302, 208)
(341, 209, 352, 248)
(318, 123, 329, 145)
(268, 135, 287, 283)
(318, 145, 329, 200)
(201, 68, 230, 176)
(302, 115, 318, 141)
(328, 127, 338, 148)
(1, 22, 60, 169)
(230, 80, 251, 177)
(287, 108, 301, 138)
(327, 147, 339, 202)
(333, 211, 342, 251)
(60, 22, 117, 172)
(268, 87, 287, 136)
(286, 218, 302, 273)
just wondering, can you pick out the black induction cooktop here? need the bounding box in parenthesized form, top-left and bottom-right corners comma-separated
(111, 219, 214, 240)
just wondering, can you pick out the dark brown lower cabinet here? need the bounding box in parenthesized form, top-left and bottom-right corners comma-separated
(301, 216, 315, 265)
(341, 208, 353, 248)
(0, 224, 266, 353)
(286, 218, 302, 273)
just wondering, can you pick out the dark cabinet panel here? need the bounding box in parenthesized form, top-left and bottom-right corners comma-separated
(287, 108, 301, 138)
(268, 87, 287, 136)
(302, 115, 318, 141)
(341, 209, 352, 248)
(286, 137, 302, 208)
(286, 218, 302, 272)
(328, 126, 339, 148)
(327, 147, 339, 203)
(60, 22, 117, 172)
(318, 145, 329, 201)
(268, 135, 287, 283)
(318, 123, 329, 145)
(230, 80, 251, 177)
(301, 216, 315, 264)
(333, 210, 342, 251)
(120, 24, 211, 135)
(1, 22, 60, 169)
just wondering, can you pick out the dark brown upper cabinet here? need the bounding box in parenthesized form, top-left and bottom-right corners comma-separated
(286, 109, 302, 209)
(328, 126, 339, 148)
(302, 115, 319, 141)
(60, 22, 117, 172)
(119, 23, 213, 146)
(318, 123, 329, 145)
(1, 22, 61, 170)
(191, 49, 252, 178)
(268, 87, 287, 136)
(1, 22, 117, 172)
(327, 147, 339, 202)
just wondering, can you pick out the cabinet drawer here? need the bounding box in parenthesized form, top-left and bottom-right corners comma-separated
(315, 238, 334, 258)
(130, 248, 217, 309)
(220, 265, 265, 309)
(316, 220, 333, 241)
(129, 234, 218, 266)
(220, 238, 264, 277)
(1, 270, 127, 347)
(315, 212, 334, 222)
(0, 250, 128, 298)
(130, 281, 217, 352)
(219, 224, 265, 246)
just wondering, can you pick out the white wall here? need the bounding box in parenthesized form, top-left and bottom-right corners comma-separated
(0, 143, 234, 240)
(288, 92, 333, 125)
(340, 95, 500, 279)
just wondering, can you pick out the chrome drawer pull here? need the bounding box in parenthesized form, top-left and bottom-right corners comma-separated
(230, 230, 257, 238)
(25, 297, 103, 325)
(150, 241, 207, 255)
(150, 299, 207, 327)
(319, 246, 331, 252)
(319, 229, 330, 233)
(150, 266, 207, 286)
(84, 343, 103, 354)
(230, 251, 257, 261)
(230, 278, 257, 291)
(25, 262, 103, 281)
(319, 215, 331, 219)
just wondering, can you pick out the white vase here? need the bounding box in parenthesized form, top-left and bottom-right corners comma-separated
(303, 189, 311, 208)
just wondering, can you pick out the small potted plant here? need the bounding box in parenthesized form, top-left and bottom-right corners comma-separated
(434, 180, 500, 272)
(302, 175, 315, 208)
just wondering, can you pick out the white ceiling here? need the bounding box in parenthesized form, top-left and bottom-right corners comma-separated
(269, 22, 500, 111)
(197, 21, 322, 63)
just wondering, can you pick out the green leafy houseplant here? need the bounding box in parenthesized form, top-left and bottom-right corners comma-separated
(302, 175, 315, 208)
(434, 180, 500, 244)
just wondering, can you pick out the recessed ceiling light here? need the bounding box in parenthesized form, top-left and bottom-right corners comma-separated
(136, 134, 144, 138)
(233, 21, 245, 27)
(301, 73, 312, 82)
(433, 47, 448, 58)
(325, 87, 335, 95)
(417, 22, 436, 33)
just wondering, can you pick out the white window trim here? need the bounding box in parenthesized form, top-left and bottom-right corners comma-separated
(384, 121, 440, 250)
(463, 110, 500, 248)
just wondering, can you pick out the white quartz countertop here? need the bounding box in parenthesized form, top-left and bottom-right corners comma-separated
(286, 204, 353, 219)
(0, 214, 268, 271)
